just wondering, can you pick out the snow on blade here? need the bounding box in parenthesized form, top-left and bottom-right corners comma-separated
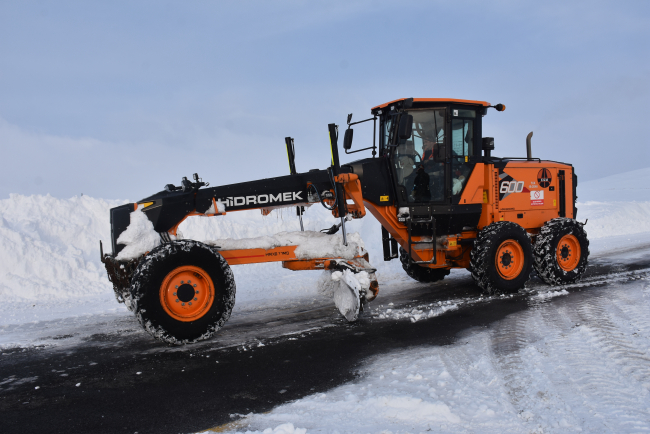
(206, 230, 365, 260)
(115, 208, 161, 260)
(317, 269, 369, 321)
(333, 270, 360, 321)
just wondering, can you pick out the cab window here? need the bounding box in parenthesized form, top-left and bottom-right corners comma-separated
(451, 117, 474, 197)
(393, 109, 446, 203)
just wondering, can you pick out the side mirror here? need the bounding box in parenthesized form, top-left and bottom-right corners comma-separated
(343, 128, 354, 150)
(482, 137, 495, 157)
(398, 114, 413, 140)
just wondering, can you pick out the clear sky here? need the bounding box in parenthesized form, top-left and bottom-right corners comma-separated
(1, 0, 648, 200)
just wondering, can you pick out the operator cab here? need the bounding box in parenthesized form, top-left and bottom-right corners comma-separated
(371, 98, 489, 207)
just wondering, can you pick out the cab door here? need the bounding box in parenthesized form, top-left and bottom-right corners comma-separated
(449, 106, 480, 204)
(390, 108, 448, 207)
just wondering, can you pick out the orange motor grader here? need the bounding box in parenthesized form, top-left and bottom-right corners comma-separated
(102, 97, 588, 344)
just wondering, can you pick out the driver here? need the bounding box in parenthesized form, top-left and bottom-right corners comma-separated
(422, 136, 436, 161)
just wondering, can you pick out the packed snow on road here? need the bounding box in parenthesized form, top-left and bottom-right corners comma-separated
(1, 168, 650, 433)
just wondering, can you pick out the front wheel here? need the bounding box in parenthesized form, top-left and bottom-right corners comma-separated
(399, 247, 450, 283)
(130, 240, 236, 345)
(470, 222, 533, 295)
(533, 218, 589, 285)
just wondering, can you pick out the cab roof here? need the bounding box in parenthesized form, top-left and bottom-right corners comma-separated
(371, 98, 490, 110)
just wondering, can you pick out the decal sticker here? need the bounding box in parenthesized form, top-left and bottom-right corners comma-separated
(498, 170, 530, 200)
(216, 191, 303, 208)
(380, 195, 389, 202)
(531, 190, 544, 206)
(453, 110, 458, 116)
(537, 169, 552, 188)
(500, 180, 525, 194)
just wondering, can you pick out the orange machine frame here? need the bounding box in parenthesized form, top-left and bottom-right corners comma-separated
(141, 159, 573, 279)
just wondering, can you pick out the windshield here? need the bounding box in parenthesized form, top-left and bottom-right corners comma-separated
(393, 109, 446, 203)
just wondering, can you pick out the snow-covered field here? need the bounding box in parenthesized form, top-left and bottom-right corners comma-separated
(216, 273, 650, 434)
(2, 168, 650, 433)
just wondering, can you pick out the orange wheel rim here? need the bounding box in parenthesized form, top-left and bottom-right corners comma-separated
(556, 234, 581, 271)
(495, 240, 525, 280)
(160, 265, 214, 322)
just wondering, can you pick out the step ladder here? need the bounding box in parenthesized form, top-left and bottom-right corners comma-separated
(407, 206, 437, 265)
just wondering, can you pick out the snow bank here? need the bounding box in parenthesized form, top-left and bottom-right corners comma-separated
(0, 194, 126, 303)
(578, 166, 650, 202)
(576, 201, 650, 238)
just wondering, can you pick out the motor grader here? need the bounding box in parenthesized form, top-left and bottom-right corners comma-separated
(102, 97, 589, 344)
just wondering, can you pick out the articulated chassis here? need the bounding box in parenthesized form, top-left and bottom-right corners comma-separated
(103, 98, 586, 344)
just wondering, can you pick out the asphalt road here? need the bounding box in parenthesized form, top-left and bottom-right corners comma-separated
(2, 245, 650, 434)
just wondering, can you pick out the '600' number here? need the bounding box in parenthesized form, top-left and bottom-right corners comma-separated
(500, 181, 524, 194)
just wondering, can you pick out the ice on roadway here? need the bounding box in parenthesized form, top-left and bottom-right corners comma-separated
(1, 168, 650, 433)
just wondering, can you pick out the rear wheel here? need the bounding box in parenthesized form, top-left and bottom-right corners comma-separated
(131, 240, 236, 345)
(470, 222, 533, 294)
(399, 247, 450, 283)
(533, 218, 589, 285)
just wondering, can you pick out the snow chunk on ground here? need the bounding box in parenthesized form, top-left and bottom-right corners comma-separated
(115, 208, 160, 260)
(373, 301, 459, 322)
(227, 422, 306, 434)
(206, 231, 365, 260)
(532, 289, 569, 300)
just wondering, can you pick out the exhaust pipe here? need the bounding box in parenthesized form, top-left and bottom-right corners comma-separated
(526, 131, 533, 160)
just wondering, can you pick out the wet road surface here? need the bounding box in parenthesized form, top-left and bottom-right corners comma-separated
(2, 244, 650, 434)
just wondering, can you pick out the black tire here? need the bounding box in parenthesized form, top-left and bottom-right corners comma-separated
(533, 218, 589, 285)
(399, 247, 450, 283)
(470, 222, 533, 295)
(130, 240, 236, 345)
